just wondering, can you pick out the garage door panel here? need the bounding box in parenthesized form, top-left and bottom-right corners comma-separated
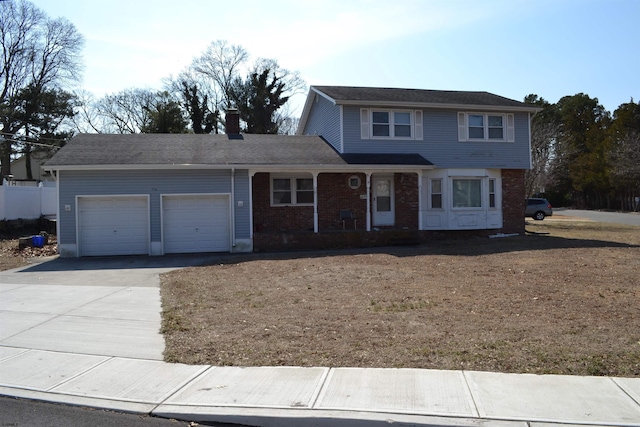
(79, 197, 149, 256)
(163, 195, 230, 254)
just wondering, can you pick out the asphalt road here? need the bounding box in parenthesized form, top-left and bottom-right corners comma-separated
(555, 208, 640, 226)
(0, 396, 245, 427)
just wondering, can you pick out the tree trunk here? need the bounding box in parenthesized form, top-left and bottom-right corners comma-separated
(0, 139, 11, 183)
(25, 144, 33, 180)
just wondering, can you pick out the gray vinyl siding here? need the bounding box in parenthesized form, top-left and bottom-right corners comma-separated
(341, 106, 531, 169)
(58, 169, 248, 245)
(233, 169, 250, 239)
(301, 94, 342, 151)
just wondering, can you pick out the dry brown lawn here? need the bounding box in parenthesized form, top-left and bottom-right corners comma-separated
(161, 218, 640, 376)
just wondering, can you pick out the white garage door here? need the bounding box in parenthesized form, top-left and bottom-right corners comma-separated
(162, 195, 230, 254)
(78, 196, 149, 256)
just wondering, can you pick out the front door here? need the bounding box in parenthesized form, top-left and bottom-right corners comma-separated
(373, 176, 394, 226)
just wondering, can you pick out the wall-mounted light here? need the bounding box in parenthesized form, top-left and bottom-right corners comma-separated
(348, 175, 361, 190)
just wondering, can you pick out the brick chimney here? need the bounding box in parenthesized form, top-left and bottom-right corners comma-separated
(225, 108, 240, 135)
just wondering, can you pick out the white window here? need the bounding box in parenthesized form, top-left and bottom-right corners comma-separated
(393, 112, 412, 137)
(458, 112, 514, 142)
(489, 179, 496, 208)
(452, 179, 482, 208)
(468, 114, 504, 140)
(272, 177, 314, 206)
(361, 109, 422, 139)
(468, 115, 485, 139)
(488, 116, 504, 139)
(430, 179, 442, 209)
(372, 111, 391, 137)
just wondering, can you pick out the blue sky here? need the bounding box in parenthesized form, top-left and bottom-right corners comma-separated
(32, 0, 640, 116)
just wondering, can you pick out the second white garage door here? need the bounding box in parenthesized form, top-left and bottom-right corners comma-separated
(162, 195, 230, 254)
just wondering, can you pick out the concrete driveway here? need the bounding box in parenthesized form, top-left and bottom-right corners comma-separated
(0, 255, 215, 360)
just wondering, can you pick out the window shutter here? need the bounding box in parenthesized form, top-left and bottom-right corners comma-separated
(457, 112, 466, 141)
(360, 108, 369, 139)
(506, 113, 515, 142)
(414, 110, 423, 140)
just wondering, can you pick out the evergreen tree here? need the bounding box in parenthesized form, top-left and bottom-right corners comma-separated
(140, 92, 188, 134)
(229, 67, 289, 134)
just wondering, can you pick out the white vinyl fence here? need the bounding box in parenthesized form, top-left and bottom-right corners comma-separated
(0, 184, 57, 220)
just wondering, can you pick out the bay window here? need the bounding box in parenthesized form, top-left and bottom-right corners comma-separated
(452, 179, 482, 208)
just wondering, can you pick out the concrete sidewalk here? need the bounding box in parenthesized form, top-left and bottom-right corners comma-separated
(1, 256, 640, 426)
(1, 348, 640, 426)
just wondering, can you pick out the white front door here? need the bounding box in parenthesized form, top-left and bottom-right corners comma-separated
(372, 176, 394, 226)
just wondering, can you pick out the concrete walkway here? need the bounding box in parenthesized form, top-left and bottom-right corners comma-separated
(1, 257, 640, 426)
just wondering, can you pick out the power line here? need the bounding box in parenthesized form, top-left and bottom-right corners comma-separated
(0, 137, 62, 150)
(0, 132, 69, 143)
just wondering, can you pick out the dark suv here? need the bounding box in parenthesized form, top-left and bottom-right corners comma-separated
(525, 198, 553, 220)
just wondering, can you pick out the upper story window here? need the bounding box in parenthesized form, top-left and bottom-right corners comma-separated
(272, 176, 314, 206)
(361, 109, 423, 140)
(458, 112, 515, 142)
(468, 114, 504, 140)
(371, 110, 412, 138)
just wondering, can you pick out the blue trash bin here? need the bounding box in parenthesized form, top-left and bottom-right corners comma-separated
(32, 235, 45, 248)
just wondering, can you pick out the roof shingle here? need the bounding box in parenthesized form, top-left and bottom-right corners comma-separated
(45, 133, 433, 169)
(312, 86, 532, 109)
(46, 133, 347, 167)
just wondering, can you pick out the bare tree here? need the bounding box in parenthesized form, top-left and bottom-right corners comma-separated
(167, 42, 306, 134)
(610, 130, 640, 210)
(523, 94, 560, 197)
(94, 88, 157, 133)
(71, 89, 104, 133)
(191, 40, 248, 110)
(0, 0, 83, 177)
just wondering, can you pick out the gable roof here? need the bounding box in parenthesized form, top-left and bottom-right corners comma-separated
(45, 133, 433, 170)
(313, 86, 535, 108)
(298, 85, 540, 134)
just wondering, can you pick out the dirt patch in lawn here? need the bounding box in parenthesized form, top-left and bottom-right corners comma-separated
(0, 233, 58, 271)
(161, 220, 640, 376)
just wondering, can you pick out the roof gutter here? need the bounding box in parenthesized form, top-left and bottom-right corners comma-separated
(43, 163, 436, 172)
(334, 100, 542, 113)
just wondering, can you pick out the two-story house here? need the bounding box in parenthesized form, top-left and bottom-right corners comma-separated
(45, 86, 538, 257)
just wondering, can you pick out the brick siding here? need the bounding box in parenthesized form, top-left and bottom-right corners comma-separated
(252, 173, 314, 232)
(317, 173, 367, 230)
(252, 170, 525, 251)
(501, 169, 526, 233)
(394, 173, 419, 230)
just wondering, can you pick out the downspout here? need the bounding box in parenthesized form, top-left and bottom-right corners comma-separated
(313, 172, 318, 233)
(366, 173, 371, 231)
(231, 168, 236, 248)
(249, 171, 254, 239)
(528, 110, 540, 170)
(417, 171, 423, 230)
(51, 170, 61, 254)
